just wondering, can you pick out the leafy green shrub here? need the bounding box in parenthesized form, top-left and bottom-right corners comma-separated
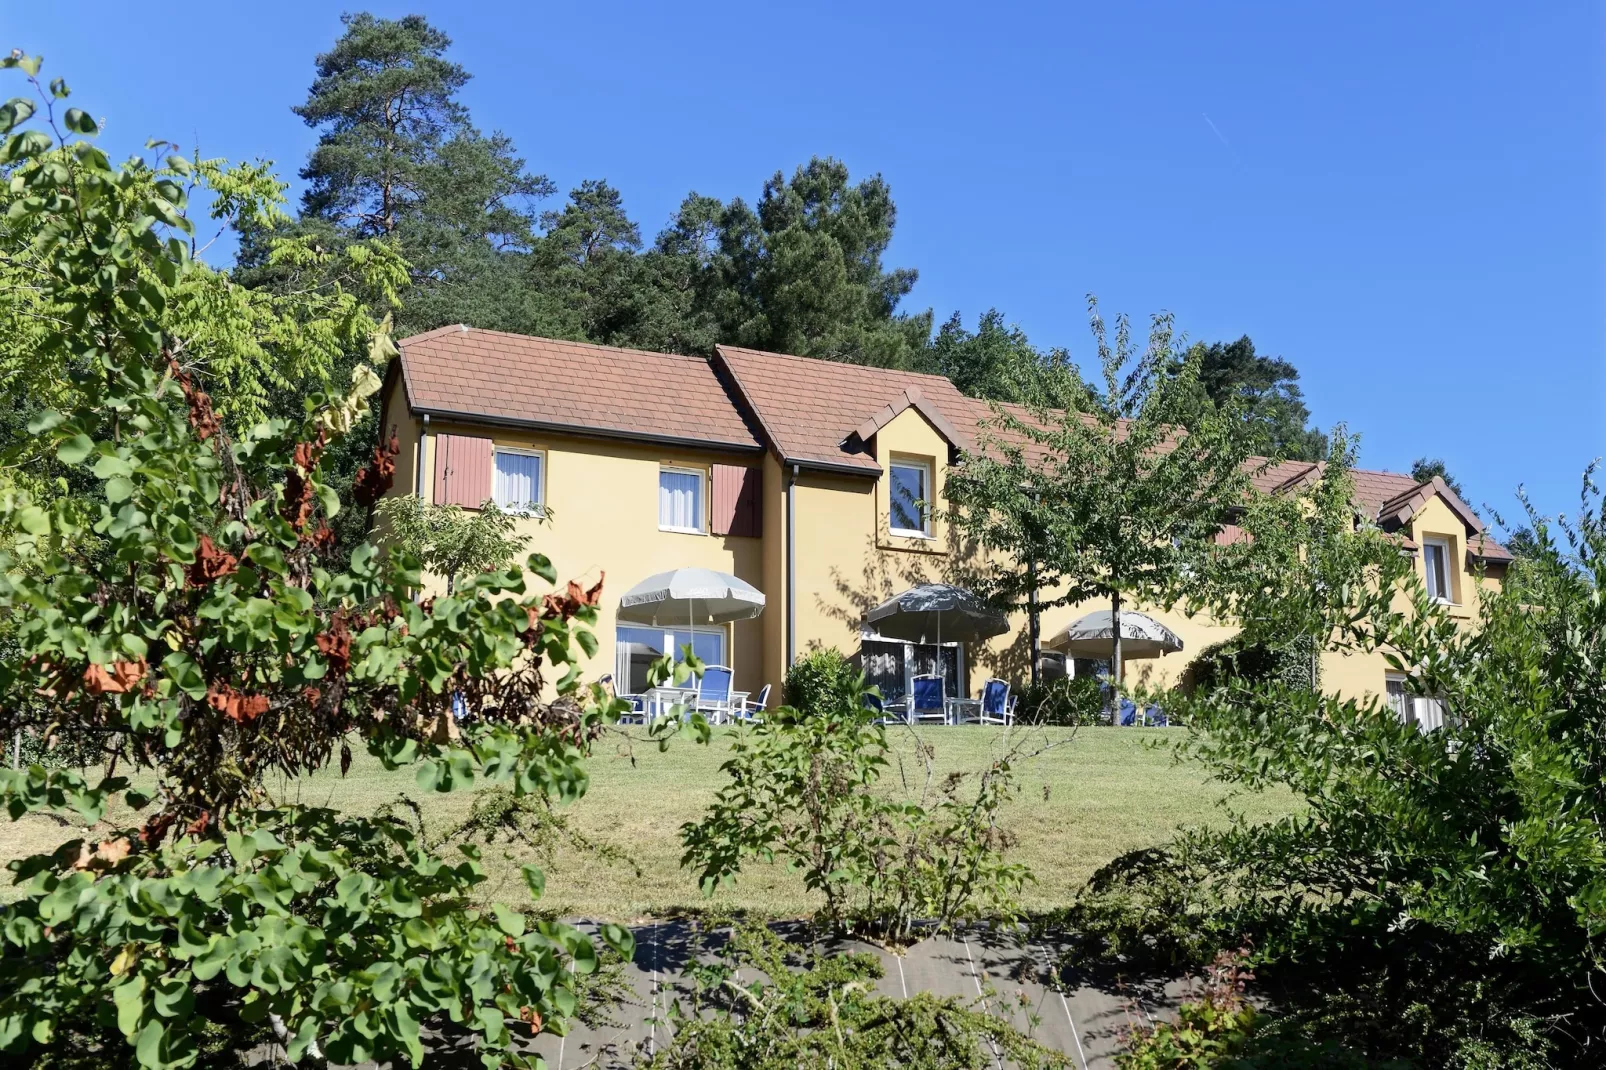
(1184, 634, 1319, 695)
(1053, 844, 1238, 975)
(1153, 453, 1606, 1065)
(0, 60, 659, 1068)
(1017, 675, 1105, 726)
(1117, 949, 1258, 1068)
(781, 647, 863, 712)
(682, 670, 1031, 942)
(645, 921, 1070, 1070)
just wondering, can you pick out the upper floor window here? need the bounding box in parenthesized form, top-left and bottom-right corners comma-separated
(492, 448, 544, 515)
(889, 458, 932, 537)
(1422, 536, 1454, 603)
(659, 466, 705, 533)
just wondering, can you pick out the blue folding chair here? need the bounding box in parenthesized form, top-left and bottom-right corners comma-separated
(1144, 704, 1168, 727)
(734, 683, 771, 721)
(695, 665, 736, 723)
(911, 674, 947, 725)
(1118, 697, 1138, 726)
(977, 678, 1013, 726)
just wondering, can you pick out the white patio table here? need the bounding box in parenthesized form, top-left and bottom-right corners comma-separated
(640, 686, 697, 722)
(946, 698, 982, 725)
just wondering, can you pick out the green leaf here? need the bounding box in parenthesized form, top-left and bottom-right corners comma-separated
(25, 410, 63, 435)
(134, 1020, 164, 1069)
(105, 476, 134, 503)
(57, 434, 94, 464)
(114, 976, 146, 1038)
(315, 482, 340, 519)
(161, 652, 207, 700)
(93, 454, 133, 479)
(492, 903, 525, 938)
(287, 1016, 321, 1064)
(63, 108, 98, 135)
(152, 977, 192, 1019)
(520, 864, 546, 900)
(14, 507, 48, 536)
(599, 923, 635, 960)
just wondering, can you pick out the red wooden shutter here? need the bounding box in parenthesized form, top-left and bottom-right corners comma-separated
(713, 465, 762, 537)
(432, 433, 494, 508)
(711, 465, 740, 535)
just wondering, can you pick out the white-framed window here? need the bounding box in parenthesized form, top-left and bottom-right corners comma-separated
(658, 466, 705, 533)
(889, 457, 932, 537)
(1386, 674, 1448, 732)
(1422, 536, 1454, 603)
(492, 448, 544, 515)
(1385, 674, 1413, 725)
(615, 625, 724, 695)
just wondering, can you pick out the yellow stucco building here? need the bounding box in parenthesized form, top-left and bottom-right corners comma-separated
(379, 327, 1511, 717)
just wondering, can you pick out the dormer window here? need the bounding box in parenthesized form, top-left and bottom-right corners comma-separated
(889, 457, 932, 538)
(1422, 536, 1454, 603)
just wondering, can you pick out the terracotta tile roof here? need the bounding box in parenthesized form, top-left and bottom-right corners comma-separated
(713, 345, 978, 472)
(1263, 463, 1513, 562)
(395, 328, 1513, 565)
(396, 327, 763, 452)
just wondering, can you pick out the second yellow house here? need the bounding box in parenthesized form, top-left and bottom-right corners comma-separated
(378, 326, 1511, 719)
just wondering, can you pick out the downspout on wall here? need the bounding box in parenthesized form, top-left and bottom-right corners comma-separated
(786, 462, 798, 669)
(416, 414, 430, 498)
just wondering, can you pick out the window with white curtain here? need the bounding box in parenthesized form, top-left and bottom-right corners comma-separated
(1422, 536, 1454, 603)
(659, 466, 704, 533)
(492, 449, 544, 514)
(1386, 675, 1413, 725)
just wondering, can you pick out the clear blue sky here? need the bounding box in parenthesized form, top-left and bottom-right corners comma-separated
(6, 1, 1602, 530)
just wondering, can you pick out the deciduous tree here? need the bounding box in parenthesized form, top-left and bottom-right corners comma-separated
(947, 300, 1261, 689)
(0, 57, 634, 1068)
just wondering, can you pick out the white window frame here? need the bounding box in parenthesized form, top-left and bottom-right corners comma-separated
(492, 446, 546, 516)
(658, 465, 707, 534)
(1422, 536, 1455, 604)
(888, 457, 933, 538)
(614, 624, 725, 694)
(1385, 674, 1413, 725)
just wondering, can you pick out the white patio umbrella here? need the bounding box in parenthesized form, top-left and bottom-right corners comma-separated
(616, 567, 766, 627)
(616, 569, 765, 701)
(1045, 609, 1183, 661)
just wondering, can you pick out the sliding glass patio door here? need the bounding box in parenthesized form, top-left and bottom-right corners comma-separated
(858, 634, 963, 704)
(615, 625, 725, 696)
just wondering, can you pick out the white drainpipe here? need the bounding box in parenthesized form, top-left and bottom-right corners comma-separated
(416, 414, 430, 499)
(786, 462, 798, 669)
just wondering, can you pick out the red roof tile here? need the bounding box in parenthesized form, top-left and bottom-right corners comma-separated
(714, 346, 978, 472)
(397, 327, 763, 452)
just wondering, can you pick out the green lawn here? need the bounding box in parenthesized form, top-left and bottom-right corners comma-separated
(0, 727, 1292, 920)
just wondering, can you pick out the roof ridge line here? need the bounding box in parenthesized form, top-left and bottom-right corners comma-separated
(413, 327, 716, 363)
(714, 344, 959, 384)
